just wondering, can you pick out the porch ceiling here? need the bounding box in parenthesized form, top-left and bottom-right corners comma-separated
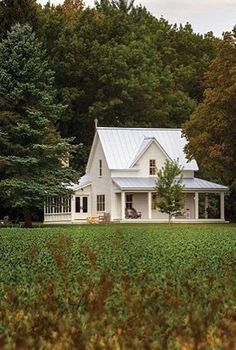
(112, 177, 228, 192)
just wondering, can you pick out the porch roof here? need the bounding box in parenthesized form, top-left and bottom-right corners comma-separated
(112, 177, 228, 192)
(70, 174, 92, 191)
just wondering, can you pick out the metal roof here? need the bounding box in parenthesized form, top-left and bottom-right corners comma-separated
(112, 177, 228, 191)
(97, 127, 198, 171)
(71, 174, 92, 190)
(129, 137, 172, 168)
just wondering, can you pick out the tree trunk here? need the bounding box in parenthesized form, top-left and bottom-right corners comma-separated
(168, 213, 171, 224)
(24, 208, 32, 228)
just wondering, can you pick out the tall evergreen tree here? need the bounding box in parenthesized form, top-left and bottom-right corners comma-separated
(0, 24, 77, 227)
(111, 0, 134, 12)
(0, 0, 38, 38)
(183, 30, 236, 221)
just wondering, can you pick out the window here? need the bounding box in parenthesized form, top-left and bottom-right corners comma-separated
(99, 159, 102, 177)
(75, 196, 88, 213)
(152, 193, 158, 210)
(149, 159, 156, 175)
(45, 196, 71, 214)
(126, 194, 133, 209)
(82, 197, 88, 213)
(97, 195, 105, 212)
(75, 197, 81, 213)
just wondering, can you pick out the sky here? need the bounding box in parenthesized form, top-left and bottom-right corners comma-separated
(38, 0, 236, 37)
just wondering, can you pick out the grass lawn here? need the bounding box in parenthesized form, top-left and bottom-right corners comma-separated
(0, 224, 235, 349)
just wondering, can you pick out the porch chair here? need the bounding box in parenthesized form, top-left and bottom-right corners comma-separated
(125, 208, 142, 219)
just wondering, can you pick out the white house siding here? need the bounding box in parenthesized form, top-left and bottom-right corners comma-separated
(134, 142, 168, 177)
(89, 138, 112, 216)
(111, 170, 139, 177)
(183, 170, 194, 178)
(184, 193, 195, 219)
(131, 193, 148, 218)
(152, 207, 169, 219)
(44, 213, 72, 223)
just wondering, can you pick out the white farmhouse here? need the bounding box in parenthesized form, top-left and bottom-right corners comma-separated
(44, 127, 228, 224)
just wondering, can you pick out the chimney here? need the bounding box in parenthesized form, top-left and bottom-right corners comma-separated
(94, 118, 98, 129)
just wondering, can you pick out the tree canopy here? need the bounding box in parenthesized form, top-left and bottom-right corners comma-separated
(0, 0, 39, 39)
(183, 31, 236, 220)
(36, 0, 216, 170)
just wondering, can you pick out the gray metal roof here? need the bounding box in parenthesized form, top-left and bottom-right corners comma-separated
(112, 177, 228, 191)
(97, 127, 198, 171)
(71, 174, 92, 190)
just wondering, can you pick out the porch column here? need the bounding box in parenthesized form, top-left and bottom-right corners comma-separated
(148, 192, 152, 219)
(71, 195, 75, 222)
(121, 191, 125, 220)
(220, 192, 225, 220)
(204, 194, 209, 219)
(194, 192, 199, 219)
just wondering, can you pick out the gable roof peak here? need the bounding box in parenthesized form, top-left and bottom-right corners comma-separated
(96, 127, 198, 171)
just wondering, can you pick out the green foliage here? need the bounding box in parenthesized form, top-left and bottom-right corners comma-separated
(37, 2, 216, 170)
(0, 224, 235, 348)
(183, 31, 236, 221)
(0, 24, 77, 225)
(0, 0, 39, 39)
(155, 160, 184, 221)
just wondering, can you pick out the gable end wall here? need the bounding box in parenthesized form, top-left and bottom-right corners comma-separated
(89, 137, 112, 215)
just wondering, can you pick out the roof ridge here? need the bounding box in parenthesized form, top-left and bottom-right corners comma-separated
(97, 127, 182, 131)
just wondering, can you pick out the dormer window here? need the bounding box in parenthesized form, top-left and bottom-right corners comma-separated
(99, 159, 102, 177)
(149, 159, 156, 175)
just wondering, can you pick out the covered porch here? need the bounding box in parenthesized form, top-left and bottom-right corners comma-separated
(112, 177, 228, 223)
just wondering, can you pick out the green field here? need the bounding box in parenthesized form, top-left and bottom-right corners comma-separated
(0, 224, 235, 349)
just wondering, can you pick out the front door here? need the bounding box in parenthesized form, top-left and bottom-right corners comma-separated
(75, 196, 89, 219)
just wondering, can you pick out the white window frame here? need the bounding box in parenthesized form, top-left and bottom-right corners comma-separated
(97, 194, 105, 212)
(149, 159, 156, 175)
(99, 159, 102, 177)
(126, 194, 133, 209)
(45, 196, 71, 214)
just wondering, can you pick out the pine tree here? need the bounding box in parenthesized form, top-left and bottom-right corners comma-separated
(111, 0, 135, 12)
(0, 24, 77, 227)
(155, 160, 184, 222)
(0, 0, 38, 38)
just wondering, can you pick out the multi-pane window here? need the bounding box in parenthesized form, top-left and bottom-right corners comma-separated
(97, 195, 105, 212)
(152, 193, 158, 210)
(75, 197, 81, 213)
(75, 197, 88, 213)
(99, 159, 102, 177)
(149, 159, 156, 175)
(45, 196, 71, 214)
(126, 194, 133, 209)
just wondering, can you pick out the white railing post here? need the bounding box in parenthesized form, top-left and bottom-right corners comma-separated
(220, 192, 225, 220)
(204, 194, 208, 219)
(194, 192, 199, 219)
(121, 191, 125, 220)
(148, 192, 152, 219)
(71, 195, 75, 222)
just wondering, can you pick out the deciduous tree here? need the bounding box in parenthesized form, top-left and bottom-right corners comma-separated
(183, 31, 236, 220)
(155, 160, 184, 222)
